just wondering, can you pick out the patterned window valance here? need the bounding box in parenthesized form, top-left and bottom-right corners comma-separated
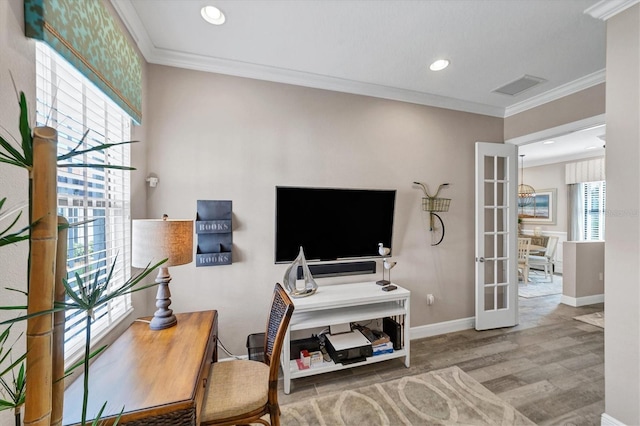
(25, 0, 142, 123)
(565, 157, 605, 184)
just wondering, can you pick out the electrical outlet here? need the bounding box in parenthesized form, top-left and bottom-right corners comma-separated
(427, 294, 435, 305)
(599, 272, 603, 281)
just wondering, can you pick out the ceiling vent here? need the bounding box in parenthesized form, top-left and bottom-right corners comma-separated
(493, 75, 546, 96)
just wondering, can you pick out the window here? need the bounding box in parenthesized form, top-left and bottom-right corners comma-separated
(582, 181, 606, 241)
(35, 43, 132, 361)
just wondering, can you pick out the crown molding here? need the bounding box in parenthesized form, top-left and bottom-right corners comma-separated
(111, 0, 599, 120)
(585, 0, 640, 20)
(504, 69, 606, 117)
(146, 48, 505, 117)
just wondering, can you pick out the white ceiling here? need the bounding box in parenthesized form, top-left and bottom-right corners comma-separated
(518, 123, 606, 167)
(112, 0, 607, 162)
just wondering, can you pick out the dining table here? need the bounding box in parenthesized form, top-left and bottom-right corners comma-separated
(529, 244, 546, 254)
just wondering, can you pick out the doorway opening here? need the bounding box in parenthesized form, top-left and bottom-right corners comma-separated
(507, 114, 606, 309)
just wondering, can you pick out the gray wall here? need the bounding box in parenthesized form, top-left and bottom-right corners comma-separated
(603, 4, 640, 424)
(504, 83, 606, 140)
(144, 64, 503, 353)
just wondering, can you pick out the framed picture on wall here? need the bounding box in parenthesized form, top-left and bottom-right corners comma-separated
(518, 188, 556, 225)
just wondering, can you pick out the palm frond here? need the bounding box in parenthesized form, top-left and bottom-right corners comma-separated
(18, 92, 33, 167)
(62, 259, 166, 315)
(0, 138, 27, 169)
(0, 306, 28, 311)
(0, 307, 65, 326)
(56, 163, 136, 171)
(64, 345, 107, 376)
(57, 140, 137, 161)
(4, 288, 27, 297)
(0, 353, 26, 381)
(0, 399, 14, 411)
(0, 209, 29, 247)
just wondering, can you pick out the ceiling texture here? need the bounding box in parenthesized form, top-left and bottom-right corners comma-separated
(112, 0, 607, 165)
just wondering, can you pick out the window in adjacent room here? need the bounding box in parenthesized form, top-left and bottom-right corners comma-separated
(582, 181, 606, 241)
(35, 42, 132, 361)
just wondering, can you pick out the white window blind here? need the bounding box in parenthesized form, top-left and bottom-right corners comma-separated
(582, 181, 606, 241)
(35, 42, 132, 360)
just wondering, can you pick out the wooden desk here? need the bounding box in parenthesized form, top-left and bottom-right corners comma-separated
(63, 311, 218, 426)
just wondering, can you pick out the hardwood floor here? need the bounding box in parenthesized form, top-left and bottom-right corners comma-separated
(278, 288, 604, 425)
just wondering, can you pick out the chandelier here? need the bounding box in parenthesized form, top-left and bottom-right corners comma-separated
(518, 154, 536, 207)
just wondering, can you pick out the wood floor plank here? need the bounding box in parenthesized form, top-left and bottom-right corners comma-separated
(279, 290, 604, 425)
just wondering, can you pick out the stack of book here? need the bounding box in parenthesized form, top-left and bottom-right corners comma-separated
(373, 341, 394, 356)
(356, 325, 394, 356)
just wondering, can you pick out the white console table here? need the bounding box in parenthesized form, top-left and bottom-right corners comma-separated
(281, 281, 410, 394)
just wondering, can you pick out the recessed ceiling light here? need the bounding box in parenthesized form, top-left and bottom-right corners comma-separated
(429, 59, 450, 71)
(542, 140, 555, 145)
(201, 5, 225, 25)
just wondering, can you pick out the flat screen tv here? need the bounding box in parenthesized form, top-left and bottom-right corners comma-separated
(275, 186, 396, 263)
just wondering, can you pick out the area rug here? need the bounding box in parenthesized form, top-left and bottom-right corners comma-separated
(280, 366, 534, 425)
(574, 311, 604, 329)
(518, 277, 562, 298)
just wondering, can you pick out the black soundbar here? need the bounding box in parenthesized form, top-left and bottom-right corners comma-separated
(297, 261, 376, 279)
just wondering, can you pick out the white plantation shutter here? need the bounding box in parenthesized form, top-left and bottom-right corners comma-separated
(582, 181, 606, 241)
(35, 42, 132, 361)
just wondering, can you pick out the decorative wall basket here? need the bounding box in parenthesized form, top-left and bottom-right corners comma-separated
(421, 197, 451, 213)
(283, 246, 318, 298)
(414, 182, 451, 246)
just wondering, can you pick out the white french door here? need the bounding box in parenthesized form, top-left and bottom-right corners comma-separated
(475, 142, 518, 330)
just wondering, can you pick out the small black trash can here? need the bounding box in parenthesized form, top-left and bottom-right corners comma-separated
(246, 332, 265, 362)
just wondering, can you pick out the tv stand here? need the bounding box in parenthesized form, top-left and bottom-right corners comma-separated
(281, 282, 410, 394)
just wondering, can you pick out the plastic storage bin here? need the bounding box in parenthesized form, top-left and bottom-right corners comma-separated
(246, 332, 265, 362)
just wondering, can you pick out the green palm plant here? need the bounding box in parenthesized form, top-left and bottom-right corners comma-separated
(0, 85, 164, 425)
(0, 326, 26, 426)
(0, 198, 29, 248)
(3, 256, 165, 425)
(0, 198, 29, 426)
(59, 257, 165, 425)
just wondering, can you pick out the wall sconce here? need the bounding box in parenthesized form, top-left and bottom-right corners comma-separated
(146, 175, 159, 187)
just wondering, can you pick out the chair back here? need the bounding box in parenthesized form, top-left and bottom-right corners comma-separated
(545, 236, 559, 260)
(263, 283, 295, 383)
(518, 237, 531, 263)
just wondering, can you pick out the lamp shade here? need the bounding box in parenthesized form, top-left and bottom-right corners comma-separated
(132, 219, 193, 268)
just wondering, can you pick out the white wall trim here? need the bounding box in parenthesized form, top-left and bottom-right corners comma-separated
(561, 294, 605, 307)
(411, 317, 475, 340)
(504, 70, 606, 118)
(601, 413, 626, 426)
(585, 0, 640, 21)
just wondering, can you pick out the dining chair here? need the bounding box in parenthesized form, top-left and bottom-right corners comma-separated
(200, 283, 294, 426)
(517, 237, 531, 284)
(528, 236, 559, 282)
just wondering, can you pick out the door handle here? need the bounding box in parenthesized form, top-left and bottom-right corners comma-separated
(476, 257, 485, 263)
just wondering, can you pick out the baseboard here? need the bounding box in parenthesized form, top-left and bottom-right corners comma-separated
(601, 413, 626, 426)
(410, 317, 475, 340)
(561, 293, 605, 307)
